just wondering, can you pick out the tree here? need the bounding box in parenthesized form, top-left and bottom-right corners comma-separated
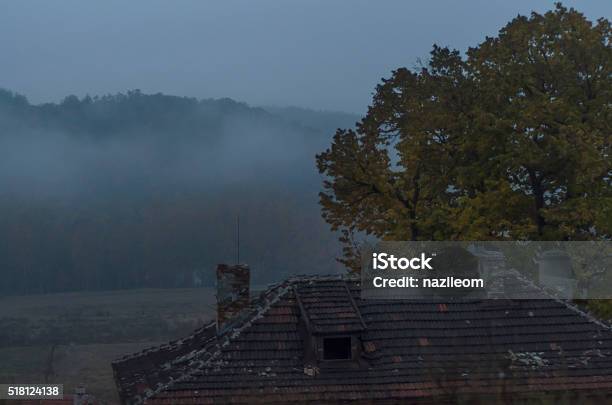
(317, 4, 611, 271)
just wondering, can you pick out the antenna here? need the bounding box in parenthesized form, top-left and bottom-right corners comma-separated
(236, 214, 240, 265)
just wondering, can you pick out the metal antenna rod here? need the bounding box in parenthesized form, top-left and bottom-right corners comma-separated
(236, 214, 240, 265)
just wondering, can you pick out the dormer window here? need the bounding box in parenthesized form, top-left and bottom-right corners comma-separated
(294, 280, 367, 369)
(323, 336, 352, 360)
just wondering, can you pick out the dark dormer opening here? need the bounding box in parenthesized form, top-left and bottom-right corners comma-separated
(323, 336, 352, 360)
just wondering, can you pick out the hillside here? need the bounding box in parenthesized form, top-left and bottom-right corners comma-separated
(0, 89, 358, 294)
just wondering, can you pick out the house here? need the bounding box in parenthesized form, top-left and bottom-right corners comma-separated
(112, 264, 612, 404)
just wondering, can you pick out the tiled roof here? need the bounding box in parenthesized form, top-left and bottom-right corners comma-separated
(113, 276, 612, 404)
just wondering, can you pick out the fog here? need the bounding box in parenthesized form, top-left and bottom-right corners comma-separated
(0, 92, 358, 293)
(0, 113, 316, 198)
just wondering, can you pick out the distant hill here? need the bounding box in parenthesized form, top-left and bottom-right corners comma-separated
(1, 89, 294, 138)
(0, 89, 357, 294)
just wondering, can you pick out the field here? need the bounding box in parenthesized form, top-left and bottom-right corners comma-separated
(0, 288, 217, 404)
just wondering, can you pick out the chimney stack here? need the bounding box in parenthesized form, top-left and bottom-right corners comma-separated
(537, 249, 575, 298)
(216, 264, 250, 332)
(468, 244, 506, 298)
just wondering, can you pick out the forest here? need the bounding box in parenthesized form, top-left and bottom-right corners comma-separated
(0, 89, 358, 294)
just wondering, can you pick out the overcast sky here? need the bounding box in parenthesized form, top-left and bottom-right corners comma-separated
(1, 1, 609, 114)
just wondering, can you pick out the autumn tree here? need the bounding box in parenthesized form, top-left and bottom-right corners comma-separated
(317, 4, 611, 271)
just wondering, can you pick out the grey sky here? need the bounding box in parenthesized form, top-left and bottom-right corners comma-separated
(1, 1, 609, 114)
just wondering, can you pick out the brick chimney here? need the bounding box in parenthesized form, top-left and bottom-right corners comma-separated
(216, 264, 250, 332)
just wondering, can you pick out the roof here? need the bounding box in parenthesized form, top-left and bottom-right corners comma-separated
(113, 276, 612, 404)
(295, 279, 366, 334)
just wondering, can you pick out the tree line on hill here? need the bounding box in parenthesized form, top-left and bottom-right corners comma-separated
(0, 89, 357, 294)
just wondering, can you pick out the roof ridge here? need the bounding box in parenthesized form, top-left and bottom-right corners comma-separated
(112, 321, 217, 365)
(286, 274, 357, 282)
(139, 279, 296, 404)
(554, 298, 612, 331)
(507, 268, 612, 331)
